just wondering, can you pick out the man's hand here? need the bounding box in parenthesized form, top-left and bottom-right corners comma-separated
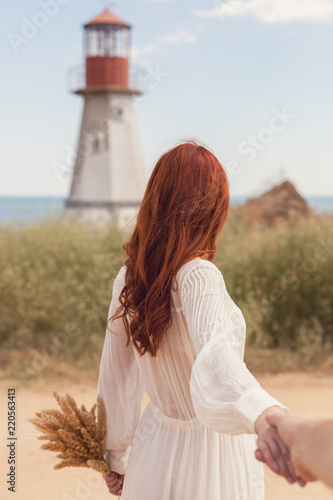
(254, 406, 306, 487)
(265, 412, 318, 482)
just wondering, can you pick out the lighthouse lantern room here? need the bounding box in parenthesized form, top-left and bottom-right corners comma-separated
(65, 9, 146, 228)
(84, 10, 131, 89)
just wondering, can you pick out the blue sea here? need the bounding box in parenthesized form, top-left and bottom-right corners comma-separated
(0, 195, 332, 227)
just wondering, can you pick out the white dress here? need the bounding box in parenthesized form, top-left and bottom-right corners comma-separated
(97, 257, 286, 499)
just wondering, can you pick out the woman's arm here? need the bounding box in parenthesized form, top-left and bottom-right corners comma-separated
(97, 266, 145, 478)
(179, 261, 299, 484)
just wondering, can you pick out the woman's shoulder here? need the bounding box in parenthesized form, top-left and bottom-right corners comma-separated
(114, 260, 225, 294)
(113, 264, 127, 292)
(177, 257, 223, 275)
(175, 257, 225, 289)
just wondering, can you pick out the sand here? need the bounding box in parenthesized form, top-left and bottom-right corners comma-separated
(1, 372, 333, 499)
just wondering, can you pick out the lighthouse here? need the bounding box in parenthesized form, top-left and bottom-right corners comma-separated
(65, 9, 146, 228)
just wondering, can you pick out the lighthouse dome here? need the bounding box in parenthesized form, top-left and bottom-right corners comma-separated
(84, 9, 130, 29)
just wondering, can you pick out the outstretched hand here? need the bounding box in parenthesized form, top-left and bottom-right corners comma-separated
(265, 412, 317, 482)
(103, 471, 125, 496)
(254, 407, 306, 487)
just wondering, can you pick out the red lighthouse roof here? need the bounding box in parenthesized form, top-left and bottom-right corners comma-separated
(84, 9, 130, 28)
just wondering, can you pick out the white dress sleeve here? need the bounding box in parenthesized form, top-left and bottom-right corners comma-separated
(180, 261, 288, 435)
(97, 266, 145, 475)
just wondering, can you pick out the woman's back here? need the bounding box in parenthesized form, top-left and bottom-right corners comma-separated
(101, 256, 278, 499)
(114, 257, 246, 422)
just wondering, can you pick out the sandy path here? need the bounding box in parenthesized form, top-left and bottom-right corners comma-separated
(1, 373, 332, 499)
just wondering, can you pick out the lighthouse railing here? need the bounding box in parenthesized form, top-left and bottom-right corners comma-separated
(67, 63, 149, 94)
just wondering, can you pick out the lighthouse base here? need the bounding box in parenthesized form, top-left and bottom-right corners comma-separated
(63, 200, 139, 230)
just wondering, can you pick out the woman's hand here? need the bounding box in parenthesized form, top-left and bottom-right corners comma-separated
(254, 406, 306, 487)
(103, 471, 125, 496)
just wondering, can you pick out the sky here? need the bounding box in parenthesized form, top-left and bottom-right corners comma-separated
(1, 0, 333, 198)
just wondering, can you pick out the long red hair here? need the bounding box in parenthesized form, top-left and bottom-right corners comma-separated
(107, 140, 230, 356)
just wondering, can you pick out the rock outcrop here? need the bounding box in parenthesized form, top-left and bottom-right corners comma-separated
(237, 181, 310, 226)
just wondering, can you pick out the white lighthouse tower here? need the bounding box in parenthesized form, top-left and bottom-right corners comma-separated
(65, 9, 146, 228)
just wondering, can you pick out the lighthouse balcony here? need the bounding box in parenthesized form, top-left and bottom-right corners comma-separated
(67, 62, 144, 95)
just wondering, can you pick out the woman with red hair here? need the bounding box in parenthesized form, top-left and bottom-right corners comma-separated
(97, 141, 302, 499)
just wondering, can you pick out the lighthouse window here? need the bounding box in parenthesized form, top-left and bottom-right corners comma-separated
(93, 136, 100, 152)
(90, 30, 99, 57)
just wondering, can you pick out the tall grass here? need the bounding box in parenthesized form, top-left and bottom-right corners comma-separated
(0, 218, 128, 383)
(215, 213, 333, 351)
(1, 212, 333, 383)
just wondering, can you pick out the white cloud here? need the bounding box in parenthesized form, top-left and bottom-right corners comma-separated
(195, 0, 333, 23)
(131, 44, 161, 59)
(156, 29, 196, 44)
(130, 30, 196, 65)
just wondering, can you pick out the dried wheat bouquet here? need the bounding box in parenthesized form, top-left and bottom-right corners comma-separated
(29, 391, 111, 477)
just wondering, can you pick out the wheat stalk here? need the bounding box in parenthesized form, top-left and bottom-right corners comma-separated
(28, 391, 111, 478)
